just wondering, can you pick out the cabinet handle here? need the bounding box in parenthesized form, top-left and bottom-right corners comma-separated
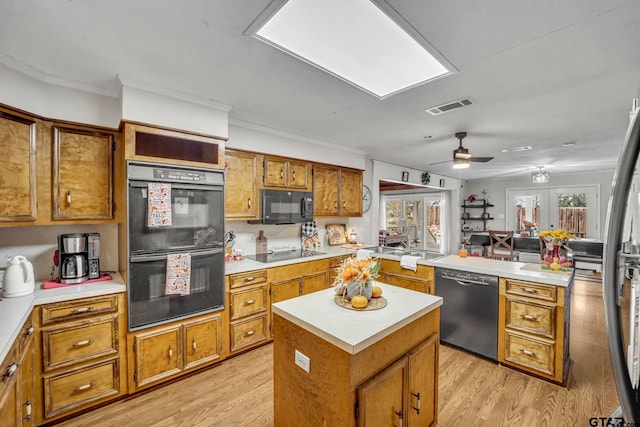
(522, 288, 539, 294)
(521, 314, 538, 321)
(247, 197, 251, 209)
(70, 306, 94, 314)
(23, 398, 31, 421)
(343, 201, 346, 209)
(519, 349, 537, 358)
(72, 339, 94, 347)
(244, 299, 256, 306)
(192, 339, 197, 353)
(169, 344, 173, 360)
(245, 330, 256, 337)
(334, 201, 338, 209)
(73, 382, 96, 392)
(395, 410, 403, 427)
(292, 170, 296, 181)
(4, 362, 17, 379)
(280, 169, 284, 180)
(67, 190, 71, 208)
(244, 277, 255, 282)
(412, 391, 421, 414)
(25, 326, 34, 336)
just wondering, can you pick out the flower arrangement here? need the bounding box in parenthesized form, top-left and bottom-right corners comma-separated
(538, 229, 575, 245)
(538, 229, 575, 268)
(334, 256, 381, 286)
(333, 256, 381, 301)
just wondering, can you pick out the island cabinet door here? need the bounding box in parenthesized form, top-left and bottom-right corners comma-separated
(357, 357, 407, 427)
(407, 334, 438, 427)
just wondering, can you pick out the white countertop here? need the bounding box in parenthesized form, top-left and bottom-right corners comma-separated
(432, 255, 573, 287)
(226, 247, 573, 287)
(0, 273, 126, 363)
(272, 282, 442, 355)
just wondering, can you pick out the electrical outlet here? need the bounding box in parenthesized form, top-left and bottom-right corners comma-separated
(294, 349, 310, 373)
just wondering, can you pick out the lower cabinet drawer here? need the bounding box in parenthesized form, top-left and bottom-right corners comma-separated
(42, 316, 118, 371)
(230, 315, 268, 352)
(505, 298, 555, 338)
(504, 330, 555, 377)
(44, 358, 120, 418)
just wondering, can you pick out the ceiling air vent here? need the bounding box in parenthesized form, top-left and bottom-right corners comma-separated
(425, 98, 472, 116)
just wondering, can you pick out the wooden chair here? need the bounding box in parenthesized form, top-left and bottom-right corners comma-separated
(488, 230, 520, 261)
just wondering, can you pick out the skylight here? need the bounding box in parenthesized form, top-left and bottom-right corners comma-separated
(248, 0, 454, 99)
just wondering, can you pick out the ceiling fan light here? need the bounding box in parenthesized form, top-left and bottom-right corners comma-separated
(452, 157, 470, 169)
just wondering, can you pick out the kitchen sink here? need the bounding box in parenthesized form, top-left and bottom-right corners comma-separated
(373, 246, 444, 260)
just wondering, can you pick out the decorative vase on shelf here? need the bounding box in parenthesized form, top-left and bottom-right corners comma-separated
(347, 280, 373, 301)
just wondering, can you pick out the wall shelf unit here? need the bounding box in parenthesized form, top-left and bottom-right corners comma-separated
(461, 199, 494, 233)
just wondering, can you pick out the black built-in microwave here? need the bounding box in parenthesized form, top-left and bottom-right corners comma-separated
(256, 189, 314, 224)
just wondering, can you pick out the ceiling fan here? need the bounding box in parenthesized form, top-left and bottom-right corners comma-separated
(430, 132, 494, 168)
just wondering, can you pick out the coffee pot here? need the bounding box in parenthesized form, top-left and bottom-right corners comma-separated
(3, 255, 35, 297)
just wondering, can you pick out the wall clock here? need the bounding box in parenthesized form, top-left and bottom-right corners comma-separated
(421, 172, 431, 185)
(362, 185, 372, 213)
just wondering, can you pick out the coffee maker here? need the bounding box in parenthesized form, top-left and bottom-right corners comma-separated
(57, 233, 100, 284)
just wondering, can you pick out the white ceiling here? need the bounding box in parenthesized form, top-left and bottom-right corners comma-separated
(1, 0, 639, 180)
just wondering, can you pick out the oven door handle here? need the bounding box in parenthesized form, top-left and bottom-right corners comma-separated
(129, 181, 223, 192)
(130, 248, 223, 262)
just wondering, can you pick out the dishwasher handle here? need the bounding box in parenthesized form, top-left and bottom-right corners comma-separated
(453, 278, 494, 286)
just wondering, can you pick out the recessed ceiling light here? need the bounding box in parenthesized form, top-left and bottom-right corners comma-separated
(500, 146, 532, 153)
(246, 0, 455, 99)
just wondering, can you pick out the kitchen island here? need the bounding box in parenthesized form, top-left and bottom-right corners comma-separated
(272, 283, 442, 426)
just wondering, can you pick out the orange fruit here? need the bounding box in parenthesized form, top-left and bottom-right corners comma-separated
(351, 294, 368, 308)
(371, 285, 383, 298)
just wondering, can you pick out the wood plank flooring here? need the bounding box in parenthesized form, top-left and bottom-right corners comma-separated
(58, 279, 619, 426)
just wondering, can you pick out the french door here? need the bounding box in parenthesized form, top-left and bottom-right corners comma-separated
(506, 185, 599, 238)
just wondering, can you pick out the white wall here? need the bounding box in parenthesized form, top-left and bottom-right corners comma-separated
(0, 63, 121, 128)
(464, 170, 615, 239)
(120, 82, 230, 138)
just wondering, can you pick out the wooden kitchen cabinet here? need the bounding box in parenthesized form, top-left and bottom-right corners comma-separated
(268, 260, 330, 304)
(498, 278, 572, 386)
(227, 270, 270, 354)
(128, 312, 225, 392)
(263, 156, 310, 190)
(357, 333, 438, 427)
(225, 149, 260, 220)
(36, 294, 127, 423)
(0, 315, 35, 427)
(313, 165, 363, 217)
(379, 260, 435, 294)
(53, 125, 115, 220)
(0, 110, 37, 223)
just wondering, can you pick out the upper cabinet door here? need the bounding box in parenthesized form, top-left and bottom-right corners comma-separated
(53, 126, 114, 220)
(264, 157, 287, 187)
(339, 169, 362, 216)
(313, 166, 339, 216)
(0, 111, 36, 222)
(287, 160, 309, 189)
(225, 150, 259, 220)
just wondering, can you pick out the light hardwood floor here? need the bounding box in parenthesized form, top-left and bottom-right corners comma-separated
(57, 279, 619, 426)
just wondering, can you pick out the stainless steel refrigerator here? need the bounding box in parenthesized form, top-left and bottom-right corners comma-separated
(604, 98, 640, 423)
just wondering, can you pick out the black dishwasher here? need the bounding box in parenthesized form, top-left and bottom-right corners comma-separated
(434, 267, 499, 361)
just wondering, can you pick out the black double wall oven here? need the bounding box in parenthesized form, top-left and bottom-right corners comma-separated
(126, 161, 225, 330)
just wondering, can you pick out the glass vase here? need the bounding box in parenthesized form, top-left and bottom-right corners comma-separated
(347, 280, 373, 300)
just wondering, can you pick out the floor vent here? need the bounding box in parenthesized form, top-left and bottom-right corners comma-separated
(426, 98, 472, 116)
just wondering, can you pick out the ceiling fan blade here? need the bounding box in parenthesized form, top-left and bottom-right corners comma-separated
(428, 159, 452, 166)
(469, 156, 494, 162)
